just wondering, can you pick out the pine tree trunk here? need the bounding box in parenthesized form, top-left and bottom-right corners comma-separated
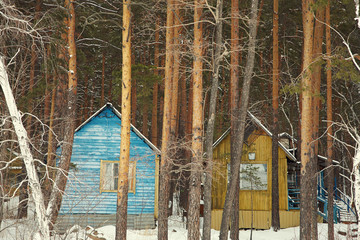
(43, 88, 56, 207)
(187, 1, 204, 239)
(151, 18, 160, 146)
(83, 74, 89, 120)
(131, 48, 137, 126)
(271, 0, 280, 231)
(44, 45, 51, 124)
(101, 50, 105, 105)
(179, 72, 188, 212)
(202, 1, 223, 239)
(300, 0, 315, 239)
(46, 0, 77, 228)
(229, 0, 240, 238)
(219, 0, 259, 239)
(310, 7, 325, 239)
(326, 2, 334, 238)
(170, 1, 181, 139)
(185, 76, 193, 160)
(115, 1, 131, 239)
(142, 103, 148, 138)
(158, 0, 174, 238)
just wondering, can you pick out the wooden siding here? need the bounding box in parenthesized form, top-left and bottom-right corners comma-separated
(59, 107, 157, 217)
(212, 130, 288, 211)
(211, 210, 323, 230)
(56, 213, 155, 231)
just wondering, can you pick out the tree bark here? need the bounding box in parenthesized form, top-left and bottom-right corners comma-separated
(271, 0, 280, 231)
(202, 0, 223, 239)
(44, 88, 56, 207)
(151, 18, 160, 146)
(219, 0, 259, 239)
(142, 103, 148, 138)
(310, 7, 325, 239)
(170, 1, 181, 139)
(229, 0, 240, 238)
(326, 1, 334, 239)
(187, 0, 204, 239)
(300, 0, 315, 239)
(101, 50, 106, 105)
(83, 74, 89, 120)
(0, 58, 50, 239)
(115, 1, 131, 239)
(158, 0, 174, 238)
(46, 0, 77, 228)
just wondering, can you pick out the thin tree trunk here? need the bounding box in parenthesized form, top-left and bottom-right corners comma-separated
(170, 1, 181, 139)
(151, 18, 160, 146)
(44, 45, 51, 124)
(300, 0, 315, 239)
(187, 0, 204, 239)
(44, 88, 56, 207)
(142, 104, 148, 138)
(230, 0, 240, 238)
(326, 1, 334, 238)
(108, 69, 113, 102)
(83, 74, 89, 120)
(202, 1, 223, 239)
(219, 1, 259, 239)
(271, 0, 280, 231)
(168, 0, 183, 217)
(115, 1, 131, 239)
(101, 50, 105, 105)
(310, 7, 325, 239)
(185, 76, 193, 160)
(158, 0, 174, 238)
(46, 0, 77, 228)
(131, 47, 137, 126)
(0, 58, 50, 239)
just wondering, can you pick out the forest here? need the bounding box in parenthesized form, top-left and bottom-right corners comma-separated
(1, 0, 360, 239)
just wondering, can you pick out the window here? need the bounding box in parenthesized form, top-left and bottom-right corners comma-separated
(248, 152, 256, 160)
(100, 160, 136, 193)
(240, 163, 267, 190)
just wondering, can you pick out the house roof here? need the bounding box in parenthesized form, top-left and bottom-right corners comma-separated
(212, 111, 297, 161)
(75, 103, 161, 154)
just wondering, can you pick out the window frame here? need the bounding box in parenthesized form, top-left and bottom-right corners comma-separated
(100, 160, 136, 194)
(239, 163, 268, 191)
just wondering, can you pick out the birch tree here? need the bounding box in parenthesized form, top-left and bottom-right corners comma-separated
(0, 57, 50, 239)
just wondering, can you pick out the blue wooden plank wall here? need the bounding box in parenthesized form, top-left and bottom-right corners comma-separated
(59, 106, 156, 215)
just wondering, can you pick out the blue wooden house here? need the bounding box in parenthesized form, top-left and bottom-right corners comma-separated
(56, 103, 160, 231)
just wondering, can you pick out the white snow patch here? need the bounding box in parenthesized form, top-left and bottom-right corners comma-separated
(0, 216, 354, 240)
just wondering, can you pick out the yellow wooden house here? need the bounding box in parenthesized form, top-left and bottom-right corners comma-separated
(211, 112, 306, 230)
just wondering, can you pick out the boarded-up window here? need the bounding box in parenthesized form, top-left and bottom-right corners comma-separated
(100, 160, 136, 193)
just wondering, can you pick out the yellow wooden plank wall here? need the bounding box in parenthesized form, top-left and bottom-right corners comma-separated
(212, 131, 289, 211)
(211, 210, 323, 230)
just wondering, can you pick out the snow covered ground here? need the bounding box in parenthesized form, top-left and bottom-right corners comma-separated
(0, 216, 356, 240)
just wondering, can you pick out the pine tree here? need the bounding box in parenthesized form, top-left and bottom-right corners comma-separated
(115, 0, 132, 239)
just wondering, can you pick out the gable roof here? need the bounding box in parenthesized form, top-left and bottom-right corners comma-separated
(213, 111, 297, 161)
(75, 103, 160, 154)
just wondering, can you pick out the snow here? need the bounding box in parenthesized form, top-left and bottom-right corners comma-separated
(0, 216, 356, 240)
